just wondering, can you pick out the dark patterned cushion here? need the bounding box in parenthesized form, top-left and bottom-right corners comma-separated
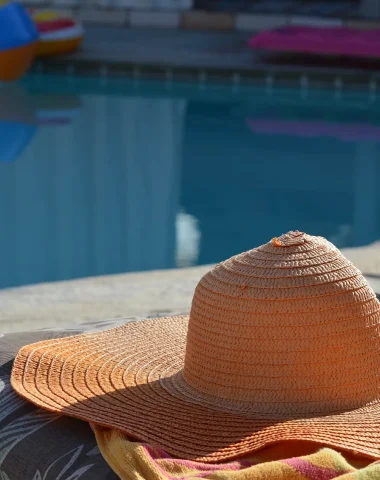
(0, 323, 128, 479)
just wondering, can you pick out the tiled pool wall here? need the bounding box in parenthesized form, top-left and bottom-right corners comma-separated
(22, 0, 380, 29)
(30, 56, 380, 99)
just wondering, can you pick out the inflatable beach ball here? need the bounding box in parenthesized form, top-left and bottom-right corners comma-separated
(32, 10, 84, 56)
(0, 2, 38, 81)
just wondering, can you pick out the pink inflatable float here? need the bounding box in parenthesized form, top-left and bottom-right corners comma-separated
(248, 26, 380, 58)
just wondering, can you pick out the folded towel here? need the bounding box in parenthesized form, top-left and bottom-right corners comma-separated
(92, 424, 380, 480)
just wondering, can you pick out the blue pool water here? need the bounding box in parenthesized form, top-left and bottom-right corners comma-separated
(0, 75, 379, 289)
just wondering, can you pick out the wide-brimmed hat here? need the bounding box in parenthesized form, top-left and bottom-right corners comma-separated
(11, 231, 380, 462)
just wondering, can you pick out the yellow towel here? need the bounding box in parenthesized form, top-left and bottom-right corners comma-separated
(92, 424, 380, 480)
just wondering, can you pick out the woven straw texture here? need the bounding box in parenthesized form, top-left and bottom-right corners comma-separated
(11, 232, 380, 462)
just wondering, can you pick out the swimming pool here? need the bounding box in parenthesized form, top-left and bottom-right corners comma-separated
(0, 74, 379, 289)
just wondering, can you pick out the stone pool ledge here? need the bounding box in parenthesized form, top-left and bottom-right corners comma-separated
(30, 25, 380, 90)
(0, 265, 211, 333)
(1, 243, 380, 334)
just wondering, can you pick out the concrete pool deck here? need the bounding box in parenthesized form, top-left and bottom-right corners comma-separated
(32, 25, 380, 88)
(1, 243, 380, 334)
(0, 265, 209, 333)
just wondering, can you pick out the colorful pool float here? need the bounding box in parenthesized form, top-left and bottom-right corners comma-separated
(32, 10, 84, 57)
(0, 2, 38, 81)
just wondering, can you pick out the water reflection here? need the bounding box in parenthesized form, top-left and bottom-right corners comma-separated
(0, 83, 81, 163)
(0, 77, 379, 289)
(182, 97, 380, 265)
(176, 210, 201, 268)
(0, 84, 185, 288)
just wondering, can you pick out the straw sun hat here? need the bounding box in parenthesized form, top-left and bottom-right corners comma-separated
(11, 231, 380, 462)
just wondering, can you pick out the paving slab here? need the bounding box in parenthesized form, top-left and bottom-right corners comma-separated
(0, 265, 210, 333)
(194, 0, 372, 19)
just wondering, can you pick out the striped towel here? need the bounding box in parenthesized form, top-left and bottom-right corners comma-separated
(92, 425, 380, 480)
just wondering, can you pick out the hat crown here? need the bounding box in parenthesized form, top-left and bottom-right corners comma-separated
(183, 231, 380, 415)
